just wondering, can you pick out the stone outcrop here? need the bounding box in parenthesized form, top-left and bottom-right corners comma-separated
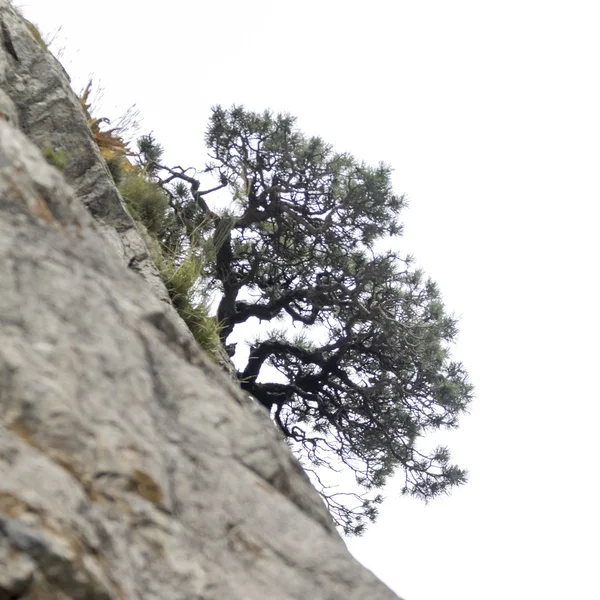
(0, 2, 402, 598)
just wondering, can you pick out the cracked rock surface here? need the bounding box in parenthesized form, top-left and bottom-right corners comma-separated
(0, 1, 403, 598)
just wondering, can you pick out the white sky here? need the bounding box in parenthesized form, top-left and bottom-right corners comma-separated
(18, 1, 600, 598)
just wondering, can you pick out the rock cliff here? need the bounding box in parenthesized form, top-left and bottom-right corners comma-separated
(0, 2, 402, 597)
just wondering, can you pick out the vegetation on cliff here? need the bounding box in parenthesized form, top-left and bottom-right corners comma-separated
(18, 7, 471, 533)
(135, 107, 473, 535)
(77, 82, 222, 363)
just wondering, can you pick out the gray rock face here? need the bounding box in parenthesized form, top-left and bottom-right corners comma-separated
(0, 2, 402, 598)
(0, 0, 169, 303)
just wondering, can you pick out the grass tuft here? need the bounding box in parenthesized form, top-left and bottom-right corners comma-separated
(118, 172, 223, 363)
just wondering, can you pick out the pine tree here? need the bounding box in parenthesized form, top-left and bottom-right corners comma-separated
(138, 106, 473, 535)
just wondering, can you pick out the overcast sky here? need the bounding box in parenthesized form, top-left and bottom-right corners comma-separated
(19, 1, 600, 598)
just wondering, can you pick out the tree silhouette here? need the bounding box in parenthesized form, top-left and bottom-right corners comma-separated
(138, 106, 473, 535)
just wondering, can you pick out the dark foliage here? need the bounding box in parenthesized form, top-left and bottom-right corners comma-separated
(141, 106, 473, 535)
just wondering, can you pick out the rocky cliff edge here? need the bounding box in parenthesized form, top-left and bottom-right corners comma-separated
(0, 2, 402, 598)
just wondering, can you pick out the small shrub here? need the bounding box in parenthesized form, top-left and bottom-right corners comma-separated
(119, 172, 175, 240)
(105, 155, 125, 186)
(155, 249, 222, 362)
(121, 174, 223, 363)
(78, 80, 138, 178)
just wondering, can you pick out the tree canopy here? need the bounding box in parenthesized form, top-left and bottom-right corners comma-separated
(136, 105, 473, 535)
